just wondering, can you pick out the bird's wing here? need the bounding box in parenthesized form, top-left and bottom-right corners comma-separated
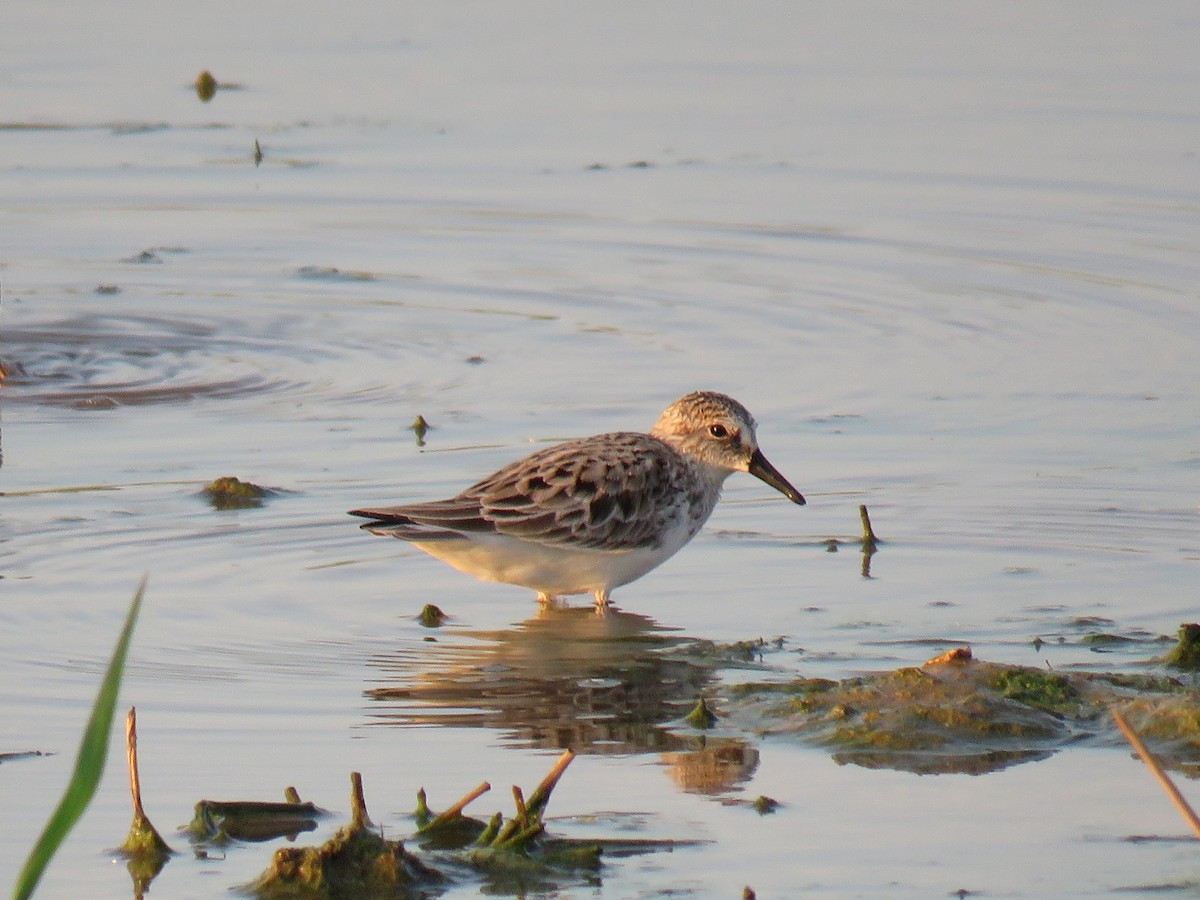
(351, 433, 689, 551)
(348, 495, 495, 540)
(470, 432, 687, 550)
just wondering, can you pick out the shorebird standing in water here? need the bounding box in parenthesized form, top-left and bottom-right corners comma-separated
(350, 391, 806, 609)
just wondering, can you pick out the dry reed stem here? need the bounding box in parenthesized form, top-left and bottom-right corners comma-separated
(512, 785, 529, 829)
(126, 707, 146, 819)
(1111, 707, 1200, 840)
(421, 781, 491, 831)
(526, 749, 575, 812)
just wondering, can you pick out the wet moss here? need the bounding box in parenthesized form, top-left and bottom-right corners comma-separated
(727, 677, 837, 700)
(194, 71, 218, 102)
(1163, 623, 1200, 671)
(202, 476, 274, 510)
(723, 653, 1200, 775)
(1082, 632, 1140, 647)
(752, 795, 779, 815)
(1118, 698, 1200, 747)
(1092, 672, 1184, 693)
(990, 669, 1078, 713)
(252, 821, 440, 896)
(251, 773, 441, 896)
(417, 604, 447, 628)
(683, 697, 717, 730)
(411, 415, 430, 446)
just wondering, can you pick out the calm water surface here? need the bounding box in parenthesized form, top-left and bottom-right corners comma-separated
(3, 3, 1199, 897)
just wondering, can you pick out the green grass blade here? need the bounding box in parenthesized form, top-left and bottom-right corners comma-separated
(11, 579, 147, 900)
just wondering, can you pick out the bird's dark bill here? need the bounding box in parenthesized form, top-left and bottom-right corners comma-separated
(748, 449, 806, 505)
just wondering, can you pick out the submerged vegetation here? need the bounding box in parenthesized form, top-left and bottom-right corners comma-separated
(251, 772, 442, 896)
(15, 576, 1200, 897)
(726, 646, 1200, 776)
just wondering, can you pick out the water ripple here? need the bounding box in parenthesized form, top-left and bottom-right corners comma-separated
(1, 313, 309, 408)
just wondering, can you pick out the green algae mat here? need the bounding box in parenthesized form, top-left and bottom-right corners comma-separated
(724, 646, 1200, 776)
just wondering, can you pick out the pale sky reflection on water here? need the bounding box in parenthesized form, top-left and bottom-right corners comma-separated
(2, 2, 1199, 897)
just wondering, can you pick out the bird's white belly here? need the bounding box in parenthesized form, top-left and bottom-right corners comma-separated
(412, 519, 697, 597)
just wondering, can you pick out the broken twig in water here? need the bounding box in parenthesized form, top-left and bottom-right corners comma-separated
(418, 781, 491, 833)
(1112, 707, 1200, 841)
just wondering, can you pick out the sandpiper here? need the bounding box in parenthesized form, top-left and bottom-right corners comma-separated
(350, 391, 805, 608)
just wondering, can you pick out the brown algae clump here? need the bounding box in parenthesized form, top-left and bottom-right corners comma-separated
(201, 476, 274, 510)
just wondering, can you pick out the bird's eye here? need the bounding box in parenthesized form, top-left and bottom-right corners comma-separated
(708, 423, 730, 439)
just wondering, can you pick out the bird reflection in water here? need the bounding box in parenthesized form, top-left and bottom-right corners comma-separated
(365, 606, 759, 792)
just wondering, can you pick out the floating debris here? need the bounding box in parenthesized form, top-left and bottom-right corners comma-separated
(187, 794, 324, 844)
(94, 284, 122, 295)
(122, 249, 162, 265)
(253, 139, 263, 167)
(120, 246, 188, 265)
(201, 476, 274, 510)
(294, 265, 375, 282)
(0, 751, 50, 764)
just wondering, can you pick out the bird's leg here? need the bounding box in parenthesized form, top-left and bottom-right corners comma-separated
(593, 589, 611, 615)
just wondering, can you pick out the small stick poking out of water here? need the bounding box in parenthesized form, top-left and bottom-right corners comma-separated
(1112, 707, 1200, 841)
(126, 708, 146, 820)
(349, 772, 372, 830)
(512, 786, 529, 830)
(525, 749, 575, 814)
(121, 707, 172, 856)
(859, 505, 879, 549)
(859, 505, 880, 578)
